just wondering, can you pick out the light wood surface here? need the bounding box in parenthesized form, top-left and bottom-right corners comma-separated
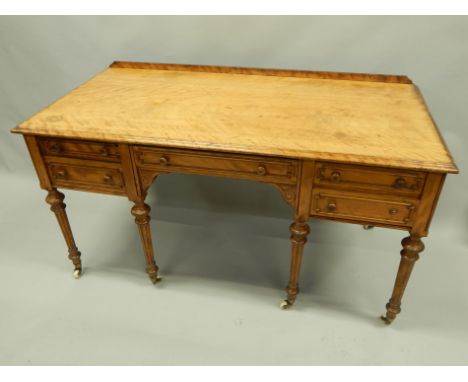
(13, 62, 457, 173)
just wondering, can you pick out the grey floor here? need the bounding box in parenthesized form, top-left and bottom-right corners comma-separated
(1, 172, 467, 365)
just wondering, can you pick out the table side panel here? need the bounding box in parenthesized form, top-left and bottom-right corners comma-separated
(24, 135, 52, 190)
(411, 172, 446, 236)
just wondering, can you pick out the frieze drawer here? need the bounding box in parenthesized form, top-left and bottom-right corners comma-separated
(134, 146, 298, 184)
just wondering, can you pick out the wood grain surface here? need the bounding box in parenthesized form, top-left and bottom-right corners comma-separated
(12, 62, 458, 173)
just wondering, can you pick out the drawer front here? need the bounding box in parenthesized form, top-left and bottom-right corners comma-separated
(47, 162, 126, 195)
(311, 190, 417, 226)
(39, 138, 120, 162)
(134, 146, 298, 184)
(315, 162, 425, 196)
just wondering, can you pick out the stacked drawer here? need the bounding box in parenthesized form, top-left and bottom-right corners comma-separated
(311, 162, 426, 227)
(38, 137, 127, 195)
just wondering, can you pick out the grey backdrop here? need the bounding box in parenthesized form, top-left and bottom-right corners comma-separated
(0, 16, 467, 365)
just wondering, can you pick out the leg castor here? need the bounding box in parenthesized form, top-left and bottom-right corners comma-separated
(380, 314, 394, 325)
(280, 299, 292, 310)
(363, 225, 374, 230)
(150, 275, 162, 284)
(73, 268, 82, 279)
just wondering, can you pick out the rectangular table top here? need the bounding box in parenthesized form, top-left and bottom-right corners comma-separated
(12, 61, 457, 173)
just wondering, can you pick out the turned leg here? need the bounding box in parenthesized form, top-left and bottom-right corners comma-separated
(280, 221, 310, 309)
(381, 235, 425, 324)
(45, 189, 82, 278)
(131, 202, 161, 284)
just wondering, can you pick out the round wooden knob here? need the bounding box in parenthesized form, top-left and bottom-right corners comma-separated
(159, 156, 168, 166)
(103, 174, 113, 184)
(330, 171, 341, 182)
(55, 170, 67, 179)
(389, 208, 399, 215)
(50, 143, 62, 153)
(393, 177, 407, 189)
(257, 165, 267, 175)
(327, 202, 337, 212)
(99, 147, 109, 156)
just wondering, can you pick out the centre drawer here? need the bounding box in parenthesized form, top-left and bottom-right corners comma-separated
(133, 146, 298, 184)
(47, 162, 126, 195)
(311, 190, 417, 226)
(315, 162, 426, 196)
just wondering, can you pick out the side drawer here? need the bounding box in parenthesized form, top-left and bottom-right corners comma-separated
(47, 162, 126, 195)
(311, 190, 418, 226)
(134, 146, 298, 184)
(38, 137, 121, 162)
(315, 162, 426, 196)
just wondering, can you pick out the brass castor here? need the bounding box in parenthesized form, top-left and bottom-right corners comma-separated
(73, 268, 82, 279)
(150, 275, 162, 284)
(380, 314, 394, 325)
(363, 225, 374, 230)
(280, 300, 292, 310)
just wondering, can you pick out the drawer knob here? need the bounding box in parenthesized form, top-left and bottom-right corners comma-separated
(393, 177, 407, 189)
(330, 171, 341, 182)
(159, 156, 169, 166)
(257, 165, 267, 176)
(389, 208, 399, 215)
(99, 147, 110, 156)
(50, 143, 63, 153)
(327, 202, 337, 212)
(103, 174, 114, 184)
(55, 170, 67, 179)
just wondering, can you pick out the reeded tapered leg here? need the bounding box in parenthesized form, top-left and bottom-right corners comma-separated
(280, 221, 310, 309)
(381, 235, 425, 324)
(45, 189, 82, 278)
(131, 202, 161, 284)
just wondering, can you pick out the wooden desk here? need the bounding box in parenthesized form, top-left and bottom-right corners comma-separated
(12, 61, 458, 324)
